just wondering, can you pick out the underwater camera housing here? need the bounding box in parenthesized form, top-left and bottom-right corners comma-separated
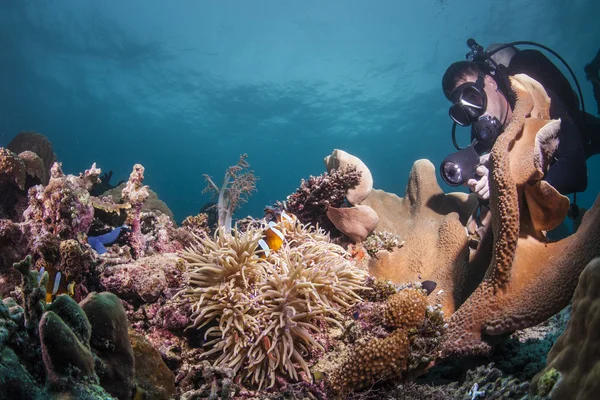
(440, 143, 481, 187)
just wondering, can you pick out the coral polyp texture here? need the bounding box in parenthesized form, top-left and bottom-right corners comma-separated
(178, 221, 369, 389)
(328, 287, 445, 395)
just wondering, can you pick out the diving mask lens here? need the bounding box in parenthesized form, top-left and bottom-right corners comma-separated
(449, 81, 487, 126)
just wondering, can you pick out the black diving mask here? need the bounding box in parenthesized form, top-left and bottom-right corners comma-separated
(448, 75, 487, 126)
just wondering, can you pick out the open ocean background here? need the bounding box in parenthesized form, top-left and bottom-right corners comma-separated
(1, 0, 598, 224)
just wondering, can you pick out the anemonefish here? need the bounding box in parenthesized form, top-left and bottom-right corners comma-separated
(256, 210, 299, 258)
(38, 265, 76, 304)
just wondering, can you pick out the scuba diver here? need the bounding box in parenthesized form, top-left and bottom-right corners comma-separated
(440, 40, 600, 206)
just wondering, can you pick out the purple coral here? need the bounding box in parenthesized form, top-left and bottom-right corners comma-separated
(284, 165, 361, 232)
(23, 162, 99, 239)
(121, 164, 149, 258)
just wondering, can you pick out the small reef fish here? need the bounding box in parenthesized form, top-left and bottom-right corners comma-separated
(88, 225, 130, 254)
(257, 211, 296, 258)
(38, 265, 76, 304)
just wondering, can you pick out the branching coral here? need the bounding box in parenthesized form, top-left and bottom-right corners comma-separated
(178, 221, 369, 390)
(203, 154, 257, 233)
(283, 165, 362, 232)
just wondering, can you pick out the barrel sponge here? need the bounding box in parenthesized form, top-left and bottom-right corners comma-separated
(530, 257, 600, 399)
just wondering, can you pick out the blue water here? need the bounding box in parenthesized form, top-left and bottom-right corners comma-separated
(1, 0, 599, 223)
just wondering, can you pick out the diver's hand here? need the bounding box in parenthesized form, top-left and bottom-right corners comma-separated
(466, 154, 490, 201)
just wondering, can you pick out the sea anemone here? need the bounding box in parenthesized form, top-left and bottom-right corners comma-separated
(178, 220, 369, 389)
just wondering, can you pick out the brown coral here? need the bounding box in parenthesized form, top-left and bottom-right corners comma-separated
(362, 160, 478, 314)
(7, 131, 56, 184)
(383, 288, 428, 330)
(530, 257, 600, 399)
(330, 328, 410, 393)
(440, 74, 600, 358)
(18, 151, 46, 184)
(0, 147, 27, 190)
(329, 288, 437, 394)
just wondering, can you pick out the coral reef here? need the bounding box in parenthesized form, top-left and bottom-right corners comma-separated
(178, 221, 369, 389)
(324, 149, 373, 205)
(327, 287, 445, 396)
(129, 328, 176, 400)
(362, 230, 404, 259)
(530, 257, 600, 399)
(121, 164, 149, 258)
(447, 363, 533, 400)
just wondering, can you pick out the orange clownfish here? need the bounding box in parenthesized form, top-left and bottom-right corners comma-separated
(257, 221, 285, 258)
(38, 265, 76, 303)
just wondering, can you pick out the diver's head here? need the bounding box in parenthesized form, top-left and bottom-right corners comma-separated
(442, 61, 512, 149)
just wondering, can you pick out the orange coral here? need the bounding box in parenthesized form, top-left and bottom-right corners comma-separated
(384, 288, 428, 330)
(441, 75, 600, 358)
(329, 288, 436, 394)
(362, 161, 478, 314)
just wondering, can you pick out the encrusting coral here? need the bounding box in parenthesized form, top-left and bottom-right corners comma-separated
(440, 74, 600, 358)
(178, 219, 369, 390)
(327, 287, 445, 395)
(24, 162, 100, 239)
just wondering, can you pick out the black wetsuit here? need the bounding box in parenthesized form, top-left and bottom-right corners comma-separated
(499, 49, 593, 195)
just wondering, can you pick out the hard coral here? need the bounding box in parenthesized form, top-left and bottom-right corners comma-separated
(284, 164, 361, 233)
(530, 258, 600, 399)
(23, 162, 100, 239)
(7, 131, 57, 184)
(329, 288, 443, 395)
(121, 164, 149, 258)
(0, 147, 27, 190)
(363, 160, 478, 315)
(330, 328, 410, 393)
(178, 221, 368, 390)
